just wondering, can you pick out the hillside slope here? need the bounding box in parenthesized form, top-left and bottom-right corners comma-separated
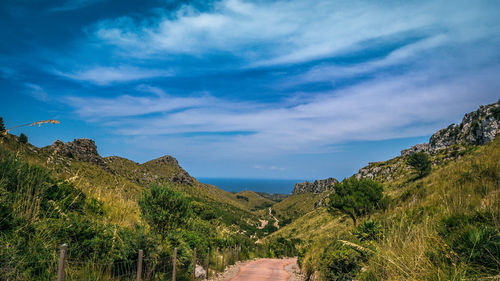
(272, 136, 499, 281)
(0, 135, 260, 234)
(271, 101, 500, 280)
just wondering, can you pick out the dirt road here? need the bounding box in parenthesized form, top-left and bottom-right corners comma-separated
(229, 258, 297, 281)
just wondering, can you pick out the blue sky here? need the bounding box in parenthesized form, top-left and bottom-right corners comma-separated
(1, 0, 499, 180)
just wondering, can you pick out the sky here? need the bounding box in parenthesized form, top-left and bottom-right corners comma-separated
(1, 0, 499, 181)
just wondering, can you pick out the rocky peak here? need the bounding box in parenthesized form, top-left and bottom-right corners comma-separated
(146, 155, 179, 166)
(51, 138, 103, 165)
(142, 155, 195, 186)
(401, 102, 500, 156)
(292, 177, 338, 195)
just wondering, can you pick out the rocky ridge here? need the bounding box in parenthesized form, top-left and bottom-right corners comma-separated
(401, 102, 500, 156)
(355, 101, 500, 181)
(292, 177, 338, 195)
(48, 138, 195, 186)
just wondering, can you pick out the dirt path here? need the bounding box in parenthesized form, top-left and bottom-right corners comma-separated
(269, 207, 279, 229)
(229, 258, 297, 281)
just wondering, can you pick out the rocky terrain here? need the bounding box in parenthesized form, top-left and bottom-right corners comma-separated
(401, 102, 500, 156)
(43, 138, 196, 187)
(292, 177, 338, 194)
(356, 101, 500, 182)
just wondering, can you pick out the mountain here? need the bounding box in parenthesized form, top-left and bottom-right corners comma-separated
(0, 135, 261, 233)
(269, 101, 500, 280)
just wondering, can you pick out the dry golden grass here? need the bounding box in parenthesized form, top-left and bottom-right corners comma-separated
(272, 138, 500, 280)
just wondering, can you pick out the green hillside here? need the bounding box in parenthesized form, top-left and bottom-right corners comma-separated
(0, 135, 260, 233)
(233, 190, 275, 211)
(270, 137, 500, 280)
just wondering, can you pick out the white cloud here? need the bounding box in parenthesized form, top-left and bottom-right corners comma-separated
(25, 83, 49, 101)
(63, 65, 500, 157)
(55, 66, 173, 85)
(92, 0, 500, 67)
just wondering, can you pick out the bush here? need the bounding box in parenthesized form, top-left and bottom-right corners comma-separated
(19, 133, 28, 144)
(236, 195, 249, 201)
(327, 178, 384, 225)
(139, 184, 191, 237)
(438, 212, 500, 274)
(492, 105, 500, 120)
(407, 152, 431, 178)
(0, 117, 5, 133)
(320, 240, 367, 281)
(353, 220, 383, 241)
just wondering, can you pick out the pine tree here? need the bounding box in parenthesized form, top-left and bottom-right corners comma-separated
(19, 133, 28, 144)
(0, 117, 5, 133)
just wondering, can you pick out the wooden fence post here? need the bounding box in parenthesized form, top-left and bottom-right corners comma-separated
(206, 247, 210, 280)
(172, 247, 177, 281)
(57, 243, 67, 281)
(193, 247, 197, 280)
(215, 247, 219, 275)
(222, 247, 225, 270)
(136, 249, 143, 281)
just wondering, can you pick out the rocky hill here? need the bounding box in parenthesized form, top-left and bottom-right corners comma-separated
(292, 177, 338, 194)
(0, 134, 260, 233)
(43, 138, 197, 187)
(401, 102, 500, 156)
(356, 101, 500, 183)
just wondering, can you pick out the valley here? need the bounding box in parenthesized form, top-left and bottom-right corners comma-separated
(1, 101, 499, 280)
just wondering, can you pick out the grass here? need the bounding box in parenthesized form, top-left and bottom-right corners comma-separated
(271, 137, 500, 280)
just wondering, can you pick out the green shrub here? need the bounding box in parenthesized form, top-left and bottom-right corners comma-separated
(138, 184, 191, 237)
(406, 152, 431, 178)
(236, 195, 249, 201)
(19, 133, 28, 144)
(491, 105, 500, 120)
(327, 178, 384, 225)
(320, 240, 367, 281)
(353, 220, 383, 241)
(0, 117, 5, 133)
(438, 212, 500, 274)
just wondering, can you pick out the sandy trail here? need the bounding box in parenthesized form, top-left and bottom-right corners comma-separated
(229, 258, 296, 281)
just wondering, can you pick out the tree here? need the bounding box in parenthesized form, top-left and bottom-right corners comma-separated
(19, 133, 28, 144)
(0, 117, 5, 133)
(406, 152, 431, 178)
(327, 178, 383, 226)
(138, 184, 191, 237)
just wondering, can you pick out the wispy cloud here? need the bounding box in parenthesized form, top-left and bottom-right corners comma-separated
(63, 64, 500, 157)
(55, 66, 173, 85)
(25, 83, 49, 101)
(91, 0, 499, 67)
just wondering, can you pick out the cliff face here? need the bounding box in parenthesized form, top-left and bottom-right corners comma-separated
(401, 102, 500, 156)
(292, 177, 338, 195)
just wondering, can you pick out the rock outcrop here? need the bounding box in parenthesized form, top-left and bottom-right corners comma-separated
(50, 138, 104, 165)
(142, 155, 196, 186)
(401, 102, 500, 156)
(354, 102, 500, 182)
(292, 177, 338, 195)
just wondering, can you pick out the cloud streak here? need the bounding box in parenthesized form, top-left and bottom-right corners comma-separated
(63, 64, 500, 157)
(92, 0, 500, 68)
(55, 66, 173, 85)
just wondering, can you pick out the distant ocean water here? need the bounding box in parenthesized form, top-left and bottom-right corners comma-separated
(198, 178, 304, 194)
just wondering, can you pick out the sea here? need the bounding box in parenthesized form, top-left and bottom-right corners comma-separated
(197, 178, 304, 194)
